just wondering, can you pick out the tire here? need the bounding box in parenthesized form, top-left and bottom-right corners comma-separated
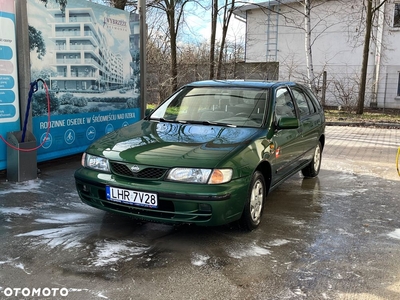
(240, 171, 266, 231)
(301, 141, 322, 178)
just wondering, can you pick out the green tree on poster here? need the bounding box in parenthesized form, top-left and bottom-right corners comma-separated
(39, 0, 67, 12)
(28, 25, 46, 59)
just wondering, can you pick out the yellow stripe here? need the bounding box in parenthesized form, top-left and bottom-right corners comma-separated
(397, 147, 400, 176)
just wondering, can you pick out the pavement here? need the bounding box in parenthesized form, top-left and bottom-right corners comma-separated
(324, 125, 400, 180)
(0, 125, 399, 300)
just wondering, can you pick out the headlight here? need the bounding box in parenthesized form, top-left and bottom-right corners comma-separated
(82, 153, 110, 172)
(167, 168, 232, 184)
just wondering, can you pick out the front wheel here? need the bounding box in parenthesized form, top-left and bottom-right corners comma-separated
(301, 141, 322, 178)
(239, 171, 266, 231)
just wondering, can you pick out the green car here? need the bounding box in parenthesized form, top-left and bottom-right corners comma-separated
(75, 80, 325, 230)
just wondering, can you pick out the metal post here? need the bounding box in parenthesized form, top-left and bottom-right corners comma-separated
(321, 71, 327, 106)
(15, 0, 31, 132)
(139, 0, 147, 119)
(383, 72, 388, 113)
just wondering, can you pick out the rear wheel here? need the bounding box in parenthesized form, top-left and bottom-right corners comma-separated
(240, 171, 266, 231)
(301, 141, 322, 178)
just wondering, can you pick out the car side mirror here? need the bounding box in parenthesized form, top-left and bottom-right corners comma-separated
(277, 116, 299, 129)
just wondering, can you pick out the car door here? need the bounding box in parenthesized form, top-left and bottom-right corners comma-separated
(270, 87, 303, 185)
(290, 85, 322, 162)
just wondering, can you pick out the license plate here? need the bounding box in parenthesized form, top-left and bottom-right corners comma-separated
(106, 186, 158, 208)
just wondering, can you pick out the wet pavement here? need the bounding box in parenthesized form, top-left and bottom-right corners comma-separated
(0, 125, 399, 300)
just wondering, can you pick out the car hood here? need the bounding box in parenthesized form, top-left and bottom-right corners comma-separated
(88, 120, 260, 168)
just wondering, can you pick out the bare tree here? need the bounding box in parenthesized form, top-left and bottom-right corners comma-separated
(248, 1, 346, 94)
(216, 0, 235, 79)
(210, 0, 218, 79)
(330, 72, 360, 113)
(356, 0, 388, 115)
(149, 0, 191, 93)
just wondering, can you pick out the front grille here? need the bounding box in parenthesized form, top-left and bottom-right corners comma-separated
(110, 162, 168, 179)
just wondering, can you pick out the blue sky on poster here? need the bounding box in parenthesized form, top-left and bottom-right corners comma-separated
(90, 0, 251, 45)
(28, 0, 132, 80)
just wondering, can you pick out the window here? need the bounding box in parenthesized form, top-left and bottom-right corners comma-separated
(275, 88, 296, 118)
(305, 94, 317, 113)
(292, 89, 311, 117)
(394, 3, 400, 27)
(397, 73, 400, 96)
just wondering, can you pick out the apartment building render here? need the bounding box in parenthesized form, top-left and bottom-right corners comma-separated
(48, 6, 126, 92)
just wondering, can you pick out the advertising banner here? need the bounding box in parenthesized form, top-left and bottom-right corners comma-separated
(27, 0, 141, 162)
(0, 0, 20, 170)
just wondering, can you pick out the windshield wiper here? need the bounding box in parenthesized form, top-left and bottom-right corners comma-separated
(150, 117, 187, 124)
(185, 120, 237, 127)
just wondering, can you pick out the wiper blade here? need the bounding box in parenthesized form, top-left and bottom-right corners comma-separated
(150, 117, 188, 124)
(185, 120, 237, 127)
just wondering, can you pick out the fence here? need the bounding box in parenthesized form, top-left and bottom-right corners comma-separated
(146, 62, 400, 111)
(146, 62, 279, 104)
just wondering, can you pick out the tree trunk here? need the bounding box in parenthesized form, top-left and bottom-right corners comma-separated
(304, 0, 316, 94)
(356, 0, 373, 115)
(167, 0, 178, 92)
(209, 0, 218, 79)
(217, 0, 234, 79)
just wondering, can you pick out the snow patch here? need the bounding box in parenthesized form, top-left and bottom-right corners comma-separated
(227, 244, 270, 259)
(35, 213, 91, 224)
(267, 239, 290, 247)
(16, 224, 91, 249)
(0, 179, 43, 195)
(0, 258, 31, 274)
(191, 253, 210, 266)
(14, 213, 95, 249)
(89, 240, 149, 267)
(0, 207, 32, 215)
(388, 229, 400, 240)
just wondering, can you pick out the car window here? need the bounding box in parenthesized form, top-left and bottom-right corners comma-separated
(150, 87, 270, 128)
(275, 88, 296, 118)
(304, 93, 317, 113)
(302, 85, 322, 111)
(291, 88, 311, 117)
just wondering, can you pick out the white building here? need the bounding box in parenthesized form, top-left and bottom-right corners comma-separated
(235, 0, 400, 109)
(48, 7, 125, 92)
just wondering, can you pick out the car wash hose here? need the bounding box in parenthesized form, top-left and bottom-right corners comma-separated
(0, 79, 51, 152)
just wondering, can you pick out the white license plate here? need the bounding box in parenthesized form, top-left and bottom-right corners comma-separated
(106, 186, 158, 208)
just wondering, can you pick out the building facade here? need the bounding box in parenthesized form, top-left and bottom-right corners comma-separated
(48, 7, 125, 92)
(235, 0, 400, 109)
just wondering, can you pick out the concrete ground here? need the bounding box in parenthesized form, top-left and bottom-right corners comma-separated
(0, 125, 399, 300)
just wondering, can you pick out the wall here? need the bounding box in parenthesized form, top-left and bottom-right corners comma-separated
(242, 0, 400, 109)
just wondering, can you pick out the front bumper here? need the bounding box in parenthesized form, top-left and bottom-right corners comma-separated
(74, 167, 250, 226)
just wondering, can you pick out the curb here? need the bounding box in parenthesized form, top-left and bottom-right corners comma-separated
(326, 122, 400, 129)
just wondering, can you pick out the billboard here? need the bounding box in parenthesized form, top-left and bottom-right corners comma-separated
(0, 0, 20, 170)
(27, 0, 141, 162)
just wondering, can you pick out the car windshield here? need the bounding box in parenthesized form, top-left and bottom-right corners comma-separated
(150, 87, 269, 127)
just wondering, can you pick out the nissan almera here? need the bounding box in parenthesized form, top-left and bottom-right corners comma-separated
(74, 80, 325, 230)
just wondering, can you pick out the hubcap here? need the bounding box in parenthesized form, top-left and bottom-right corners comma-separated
(250, 179, 264, 223)
(313, 144, 321, 170)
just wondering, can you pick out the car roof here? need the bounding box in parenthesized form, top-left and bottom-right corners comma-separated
(185, 80, 298, 89)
